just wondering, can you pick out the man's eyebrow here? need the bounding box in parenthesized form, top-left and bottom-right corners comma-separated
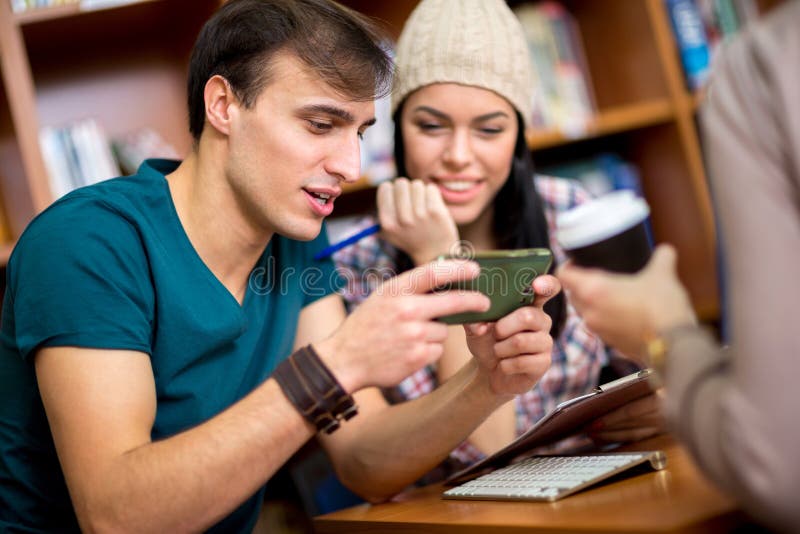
(300, 103, 376, 127)
(412, 106, 510, 122)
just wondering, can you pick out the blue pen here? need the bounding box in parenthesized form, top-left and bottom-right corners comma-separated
(314, 223, 380, 260)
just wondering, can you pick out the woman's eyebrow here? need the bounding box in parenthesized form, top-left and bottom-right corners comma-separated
(472, 111, 510, 122)
(411, 106, 510, 123)
(411, 105, 449, 119)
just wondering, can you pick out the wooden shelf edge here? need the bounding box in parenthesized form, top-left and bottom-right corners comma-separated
(0, 240, 16, 267)
(691, 88, 707, 113)
(342, 177, 378, 195)
(526, 99, 675, 151)
(695, 299, 720, 323)
(13, 0, 157, 25)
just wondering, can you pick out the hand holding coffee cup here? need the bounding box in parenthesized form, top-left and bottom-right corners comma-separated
(556, 190, 652, 273)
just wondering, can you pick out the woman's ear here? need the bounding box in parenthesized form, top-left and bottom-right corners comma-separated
(204, 75, 237, 136)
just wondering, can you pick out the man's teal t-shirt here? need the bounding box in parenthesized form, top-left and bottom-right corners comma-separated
(0, 159, 342, 532)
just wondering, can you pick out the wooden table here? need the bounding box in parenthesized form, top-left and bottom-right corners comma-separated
(314, 435, 751, 533)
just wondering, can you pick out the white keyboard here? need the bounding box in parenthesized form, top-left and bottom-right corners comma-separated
(443, 451, 666, 502)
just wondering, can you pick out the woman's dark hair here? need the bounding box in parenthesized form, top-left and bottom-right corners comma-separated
(187, 0, 393, 141)
(393, 104, 567, 337)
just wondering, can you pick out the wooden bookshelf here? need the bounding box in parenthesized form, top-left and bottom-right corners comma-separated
(526, 99, 674, 150)
(516, 0, 720, 320)
(0, 0, 220, 272)
(0, 0, 739, 320)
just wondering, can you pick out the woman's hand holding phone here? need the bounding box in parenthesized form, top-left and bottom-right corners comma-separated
(436, 248, 553, 324)
(463, 274, 560, 397)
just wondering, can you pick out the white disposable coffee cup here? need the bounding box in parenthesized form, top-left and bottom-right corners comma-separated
(556, 190, 652, 273)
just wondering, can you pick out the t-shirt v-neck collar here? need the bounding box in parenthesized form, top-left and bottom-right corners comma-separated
(138, 159, 267, 312)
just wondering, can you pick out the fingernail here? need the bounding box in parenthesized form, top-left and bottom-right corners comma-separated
(538, 285, 554, 297)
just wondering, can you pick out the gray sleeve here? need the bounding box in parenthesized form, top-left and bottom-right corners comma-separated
(666, 4, 800, 530)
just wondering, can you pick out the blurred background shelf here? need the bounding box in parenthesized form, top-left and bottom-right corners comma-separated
(2, 0, 781, 319)
(13, 0, 156, 25)
(526, 99, 675, 150)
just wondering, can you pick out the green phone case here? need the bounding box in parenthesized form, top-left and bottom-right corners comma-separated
(436, 248, 554, 324)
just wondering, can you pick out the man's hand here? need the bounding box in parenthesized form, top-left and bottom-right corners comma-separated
(377, 178, 460, 265)
(463, 275, 560, 397)
(557, 245, 696, 362)
(315, 260, 490, 393)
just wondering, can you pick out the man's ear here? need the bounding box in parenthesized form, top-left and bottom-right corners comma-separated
(204, 75, 238, 136)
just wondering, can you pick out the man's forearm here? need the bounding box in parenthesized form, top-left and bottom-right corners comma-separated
(71, 380, 312, 533)
(437, 327, 516, 455)
(328, 360, 508, 501)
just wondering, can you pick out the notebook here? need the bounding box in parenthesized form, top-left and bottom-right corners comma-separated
(446, 368, 656, 486)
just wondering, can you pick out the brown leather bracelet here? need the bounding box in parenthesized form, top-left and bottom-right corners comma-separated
(273, 353, 340, 434)
(293, 345, 358, 422)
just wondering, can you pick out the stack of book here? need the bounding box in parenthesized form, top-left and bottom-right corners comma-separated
(10, 0, 78, 13)
(38, 118, 120, 199)
(697, 0, 760, 52)
(665, 0, 761, 90)
(513, 1, 596, 135)
(11, 0, 143, 13)
(111, 127, 179, 175)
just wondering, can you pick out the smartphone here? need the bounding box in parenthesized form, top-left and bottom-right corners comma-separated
(435, 248, 553, 324)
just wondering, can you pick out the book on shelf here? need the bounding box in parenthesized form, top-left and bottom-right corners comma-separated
(10, 0, 28, 13)
(665, 0, 712, 90)
(38, 118, 120, 199)
(40, 120, 181, 199)
(666, 0, 761, 90)
(111, 127, 179, 175)
(512, 1, 596, 136)
(10, 0, 145, 14)
(79, 0, 143, 10)
(12, 0, 78, 13)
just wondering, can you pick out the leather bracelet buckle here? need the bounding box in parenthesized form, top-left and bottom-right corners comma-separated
(334, 397, 358, 421)
(274, 354, 337, 434)
(294, 345, 359, 422)
(273, 345, 358, 434)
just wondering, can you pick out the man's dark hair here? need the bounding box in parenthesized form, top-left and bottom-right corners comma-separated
(187, 0, 393, 141)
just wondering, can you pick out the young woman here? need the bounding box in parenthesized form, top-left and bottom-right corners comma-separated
(335, 0, 662, 473)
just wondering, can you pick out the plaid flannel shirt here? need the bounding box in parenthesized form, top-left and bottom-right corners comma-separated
(334, 176, 611, 473)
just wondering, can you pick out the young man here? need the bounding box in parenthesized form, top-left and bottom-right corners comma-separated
(0, 0, 559, 531)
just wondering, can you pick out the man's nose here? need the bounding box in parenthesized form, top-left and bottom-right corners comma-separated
(327, 134, 362, 183)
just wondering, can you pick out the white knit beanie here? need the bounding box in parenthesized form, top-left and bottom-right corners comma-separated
(391, 0, 534, 127)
